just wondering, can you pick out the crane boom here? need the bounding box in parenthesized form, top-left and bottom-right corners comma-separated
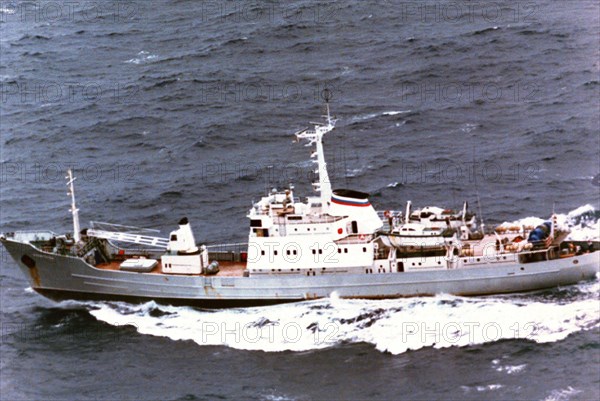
(87, 229, 169, 248)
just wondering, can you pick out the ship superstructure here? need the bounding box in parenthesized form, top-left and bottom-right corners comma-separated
(246, 105, 385, 275)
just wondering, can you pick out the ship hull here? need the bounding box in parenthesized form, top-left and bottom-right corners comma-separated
(3, 239, 599, 307)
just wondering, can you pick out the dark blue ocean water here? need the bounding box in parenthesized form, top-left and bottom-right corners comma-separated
(1, 1, 599, 400)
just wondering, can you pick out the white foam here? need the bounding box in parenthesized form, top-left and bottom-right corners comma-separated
(461, 384, 504, 393)
(542, 386, 582, 401)
(568, 204, 595, 218)
(566, 221, 599, 241)
(499, 205, 599, 240)
(87, 280, 600, 355)
(498, 216, 544, 229)
(125, 51, 159, 64)
(477, 384, 503, 391)
(382, 110, 411, 116)
(461, 123, 478, 133)
(492, 359, 527, 374)
(351, 110, 411, 122)
(351, 112, 379, 122)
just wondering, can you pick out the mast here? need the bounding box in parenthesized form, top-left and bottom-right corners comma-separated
(550, 202, 556, 238)
(476, 193, 485, 234)
(295, 95, 336, 212)
(66, 169, 81, 242)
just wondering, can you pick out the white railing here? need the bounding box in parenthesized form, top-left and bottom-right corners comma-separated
(87, 229, 169, 248)
(376, 210, 403, 231)
(205, 242, 248, 252)
(5, 231, 58, 243)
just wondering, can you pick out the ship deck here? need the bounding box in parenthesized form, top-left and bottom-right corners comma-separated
(95, 260, 247, 277)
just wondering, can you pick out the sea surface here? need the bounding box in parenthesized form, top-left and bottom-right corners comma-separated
(1, 1, 599, 400)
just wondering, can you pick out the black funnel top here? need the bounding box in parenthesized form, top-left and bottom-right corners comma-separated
(333, 189, 370, 199)
(178, 217, 189, 225)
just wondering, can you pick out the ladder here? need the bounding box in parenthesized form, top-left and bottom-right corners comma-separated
(87, 229, 169, 248)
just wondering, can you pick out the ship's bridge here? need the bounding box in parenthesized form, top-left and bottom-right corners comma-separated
(244, 103, 383, 273)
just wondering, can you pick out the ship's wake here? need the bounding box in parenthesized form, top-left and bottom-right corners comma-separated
(77, 205, 600, 354)
(83, 278, 599, 355)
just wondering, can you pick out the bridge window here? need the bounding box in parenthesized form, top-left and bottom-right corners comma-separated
(255, 229, 269, 237)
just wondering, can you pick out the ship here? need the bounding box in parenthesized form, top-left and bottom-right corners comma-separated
(1, 103, 598, 307)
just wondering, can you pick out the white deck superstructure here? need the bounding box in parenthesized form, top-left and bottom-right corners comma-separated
(245, 104, 383, 275)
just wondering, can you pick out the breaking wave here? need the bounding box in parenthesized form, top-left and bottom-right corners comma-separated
(78, 205, 600, 354)
(85, 278, 599, 354)
(499, 204, 599, 241)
